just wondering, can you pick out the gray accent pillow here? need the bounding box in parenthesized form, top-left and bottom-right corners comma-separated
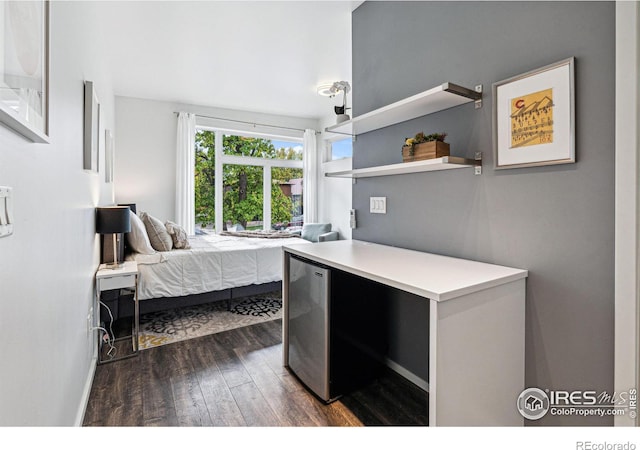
(126, 212, 156, 255)
(301, 223, 332, 243)
(165, 221, 191, 249)
(140, 212, 173, 252)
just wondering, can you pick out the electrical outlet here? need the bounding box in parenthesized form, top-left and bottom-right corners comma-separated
(87, 307, 93, 335)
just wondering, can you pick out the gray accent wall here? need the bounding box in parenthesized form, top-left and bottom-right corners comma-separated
(351, 1, 615, 426)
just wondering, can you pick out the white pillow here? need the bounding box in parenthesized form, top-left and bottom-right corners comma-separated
(140, 212, 173, 252)
(165, 221, 191, 249)
(126, 212, 156, 255)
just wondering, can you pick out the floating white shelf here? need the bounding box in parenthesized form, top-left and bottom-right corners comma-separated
(325, 156, 482, 178)
(325, 82, 482, 136)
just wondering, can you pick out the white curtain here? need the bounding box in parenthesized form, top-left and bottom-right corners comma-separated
(176, 112, 196, 236)
(303, 129, 318, 224)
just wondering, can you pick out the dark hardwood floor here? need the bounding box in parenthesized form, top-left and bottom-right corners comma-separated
(83, 319, 428, 427)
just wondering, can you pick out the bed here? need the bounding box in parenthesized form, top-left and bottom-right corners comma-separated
(130, 232, 307, 301)
(103, 208, 308, 320)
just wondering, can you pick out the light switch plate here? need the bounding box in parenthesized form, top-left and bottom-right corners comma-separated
(370, 197, 386, 214)
(0, 186, 14, 237)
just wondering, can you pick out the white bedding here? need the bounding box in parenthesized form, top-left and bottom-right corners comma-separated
(127, 233, 308, 300)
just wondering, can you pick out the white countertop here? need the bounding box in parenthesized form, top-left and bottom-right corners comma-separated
(283, 240, 527, 302)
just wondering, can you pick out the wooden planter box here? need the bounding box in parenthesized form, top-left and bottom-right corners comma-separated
(402, 141, 450, 163)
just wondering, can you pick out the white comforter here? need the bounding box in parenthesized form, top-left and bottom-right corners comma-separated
(127, 233, 307, 300)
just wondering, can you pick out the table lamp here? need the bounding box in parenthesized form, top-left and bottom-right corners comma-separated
(96, 206, 131, 269)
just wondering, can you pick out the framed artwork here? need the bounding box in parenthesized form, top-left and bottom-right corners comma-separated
(0, 0, 50, 143)
(493, 57, 575, 169)
(84, 81, 100, 172)
(105, 129, 114, 182)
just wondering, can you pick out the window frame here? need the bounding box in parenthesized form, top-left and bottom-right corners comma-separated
(325, 134, 354, 162)
(196, 125, 303, 233)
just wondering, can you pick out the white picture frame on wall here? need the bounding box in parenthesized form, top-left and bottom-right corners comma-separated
(105, 129, 114, 182)
(0, 0, 50, 143)
(83, 80, 100, 172)
(493, 57, 575, 170)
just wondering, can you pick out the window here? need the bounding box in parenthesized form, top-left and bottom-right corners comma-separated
(194, 129, 303, 234)
(329, 137, 353, 160)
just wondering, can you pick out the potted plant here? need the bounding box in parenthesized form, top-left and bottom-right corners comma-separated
(402, 132, 450, 162)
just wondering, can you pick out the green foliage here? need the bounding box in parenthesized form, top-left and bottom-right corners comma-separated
(272, 167, 303, 224)
(194, 130, 303, 229)
(195, 130, 216, 226)
(412, 132, 447, 143)
(222, 164, 263, 229)
(402, 131, 448, 155)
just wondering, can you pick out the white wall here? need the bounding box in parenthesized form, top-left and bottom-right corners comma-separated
(614, 0, 639, 427)
(114, 97, 177, 221)
(0, 2, 115, 425)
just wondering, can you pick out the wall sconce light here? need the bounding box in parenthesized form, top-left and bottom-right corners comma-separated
(317, 81, 351, 124)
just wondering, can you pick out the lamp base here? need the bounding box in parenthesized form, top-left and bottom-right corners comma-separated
(103, 234, 124, 270)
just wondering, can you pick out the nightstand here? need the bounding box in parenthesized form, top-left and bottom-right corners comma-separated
(95, 261, 139, 364)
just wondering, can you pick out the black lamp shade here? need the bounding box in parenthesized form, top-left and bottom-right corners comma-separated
(118, 203, 136, 214)
(96, 206, 131, 234)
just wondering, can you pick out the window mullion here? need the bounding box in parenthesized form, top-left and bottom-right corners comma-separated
(221, 154, 302, 169)
(263, 167, 271, 231)
(214, 130, 223, 233)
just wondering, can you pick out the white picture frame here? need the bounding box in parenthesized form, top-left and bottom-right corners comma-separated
(493, 57, 575, 170)
(0, 0, 50, 143)
(84, 81, 100, 172)
(105, 129, 114, 182)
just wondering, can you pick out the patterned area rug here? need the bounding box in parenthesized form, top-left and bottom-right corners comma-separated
(138, 291, 282, 349)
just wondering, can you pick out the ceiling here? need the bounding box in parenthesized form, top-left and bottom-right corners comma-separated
(93, 1, 356, 120)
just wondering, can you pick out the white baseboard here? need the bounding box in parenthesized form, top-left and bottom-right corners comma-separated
(336, 330, 429, 392)
(384, 357, 429, 392)
(74, 355, 97, 427)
